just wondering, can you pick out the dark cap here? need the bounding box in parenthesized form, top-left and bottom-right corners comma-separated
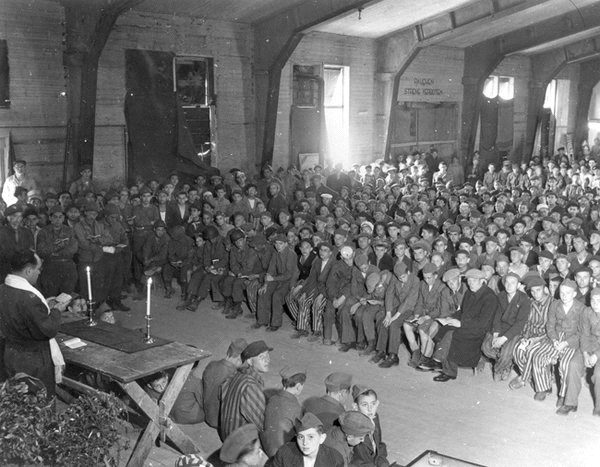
(83, 201, 99, 212)
(338, 411, 375, 437)
(560, 279, 578, 291)
(325, 372, 352, 392)
(279, 365, 306, 380)
(422, 262, 438, 275)
(272, 233, 287, 243)
(351, 384, 370, 401)
(539, 250, 554, 261)
(219, 424, 259, 463)
(48, 205, 64, 215)
(241, 340, 272, 361)
(294, 413, 323, 433)
(230, 229, 246, 243)
(412, 240, 431, 253)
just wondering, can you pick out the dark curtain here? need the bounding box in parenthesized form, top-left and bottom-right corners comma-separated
(125, 49, 177, 182)
(497, 98, 514, 157)
(479, 97, 514, 165)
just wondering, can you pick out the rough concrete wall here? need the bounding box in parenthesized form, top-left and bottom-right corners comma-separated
(95, 10, 255, 187)
(493, 55, 531, 160)
(273, 31, 377, 170)
(0, 0, 66, 193)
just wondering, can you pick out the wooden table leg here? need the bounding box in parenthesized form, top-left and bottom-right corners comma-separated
(119, 363, 201, 467)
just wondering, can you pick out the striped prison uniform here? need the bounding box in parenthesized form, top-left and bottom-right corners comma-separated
(219, 364, 265, 442)
(246, 279, 260, 315)
(527, 298, 585, 396)
(513, 293, 552, 383)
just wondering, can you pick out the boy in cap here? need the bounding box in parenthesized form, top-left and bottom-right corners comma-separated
(303, 372, 352, 431)
(324, 411, 375, 467)
(202, 338, 248, 429)
(220, 340, 272, 440)
(220, 423, 268, 467)
(351, 385, 391, 467)
(269, 413, 344, 467)
(526, 280, 585, 409)
(262, 366, 306, 457)
(371, 261, 419, 368)
(403, 262, 445, 368)
(510, 274, 553, 391)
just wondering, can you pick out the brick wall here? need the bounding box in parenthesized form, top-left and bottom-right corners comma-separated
(273, 31, 377, 170)
(95, 11, 255, 187)
(0, 0, 66, 193)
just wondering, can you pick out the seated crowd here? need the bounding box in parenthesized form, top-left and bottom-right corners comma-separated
(2, 145, 600, 464)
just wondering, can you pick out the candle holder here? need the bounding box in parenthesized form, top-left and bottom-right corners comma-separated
(87, 300, 97, 327)
(143, 314, 154, 344)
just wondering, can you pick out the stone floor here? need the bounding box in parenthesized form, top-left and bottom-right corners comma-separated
(105, 287, 600, 467)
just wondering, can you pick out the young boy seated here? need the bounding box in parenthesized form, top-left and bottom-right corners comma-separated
(268, 413, 344, 467)
(324, 410, 376, 466)
(352, 385, 394, 467)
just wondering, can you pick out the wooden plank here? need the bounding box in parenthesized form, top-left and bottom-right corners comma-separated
(58, 333, 210, 383)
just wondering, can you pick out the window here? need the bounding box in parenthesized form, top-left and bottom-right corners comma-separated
(323, 65, 349, 166)
(483, 75, 514, 100)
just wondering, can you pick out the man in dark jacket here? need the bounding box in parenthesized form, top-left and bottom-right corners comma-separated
(303, 372, 352, 431)
(433, 268, 500, 382)
(481, 272, 531, 380)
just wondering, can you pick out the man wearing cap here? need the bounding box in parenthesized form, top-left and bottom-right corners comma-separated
(269, 413, 344, 467)
(290, 242, 334, 339)
(324, 411, 376, 467)
(574, 266, 592, 305)
(37, 205, 78, 297)
(202, 338, 247, 429)
(526, 280, 585, 407)
(371, 260, 419, 368)
(131, 187, 160, 295)
(221, 230, 260, 319)
(433, 268, 499, 382)
(481, 272, 531, 381)
(351, 385, 391, 467)
(255, 234, 298, 331)
(0, 205, 34, 281)
(403, 262, 446, 368)
(262, 366, 306, 457)
(220, 423, 268, 467)
(510, 274, 553, 391)
(2, 160, 37, 207)
(73, 201, 115, 306)
(220, 340, 272, 440)
(303, 372, 352, 431)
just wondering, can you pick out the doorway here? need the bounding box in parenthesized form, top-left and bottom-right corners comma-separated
(323, 65, 350, 167)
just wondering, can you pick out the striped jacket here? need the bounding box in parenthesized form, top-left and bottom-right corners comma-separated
(219, 364, 265, 441)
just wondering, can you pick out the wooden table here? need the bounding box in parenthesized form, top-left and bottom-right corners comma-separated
(57, 331, 211, 467)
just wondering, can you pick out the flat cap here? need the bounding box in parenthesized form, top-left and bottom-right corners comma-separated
(338, 411, 374, 437)
(394, 260, 408, 276)
(412, 240, 431, 253)
(465, 268, 486, 280)
(366, 272, 381, 293)
(523, 274, 546, 289)
(272, 233, 287, 243)
(510, 246, 525, 256)
(442, 268, 461, 283)
(83, 201, 99, 212)
(560, 279, 578, 291)
(219, 424, 259, 463)
(230, 229, 246, 243)
(334, 228, 348, 237)
(241, 340, 272, 362)
(294, 413, 323, 433)
(48, 205, 64, 215)
(496, 254, 510, 264)
(422, 262, 438, 275)
(139, 187, 152, 195)
(104, 204, 120, 216)
(325, 372, 352, 392)
(351, 384, 370, 401)
(539, 250, 554, 260)
(354, 253, 369, 267)
(4, 205, 23, 217)
(279, 365, 306, 380)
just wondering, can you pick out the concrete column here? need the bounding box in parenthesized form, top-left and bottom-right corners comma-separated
(573, 59, 600, 152)
(460, 40, 504, 163)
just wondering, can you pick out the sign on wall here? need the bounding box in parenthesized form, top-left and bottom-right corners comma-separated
(398, 75, 462, 103)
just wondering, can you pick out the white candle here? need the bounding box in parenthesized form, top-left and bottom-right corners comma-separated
(86, 266, 92, 301)
(146, 277, 152, 317)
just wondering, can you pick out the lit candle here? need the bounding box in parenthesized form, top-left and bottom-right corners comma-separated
(86, 266, 92, 301)
(146, 277, 152, 317)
